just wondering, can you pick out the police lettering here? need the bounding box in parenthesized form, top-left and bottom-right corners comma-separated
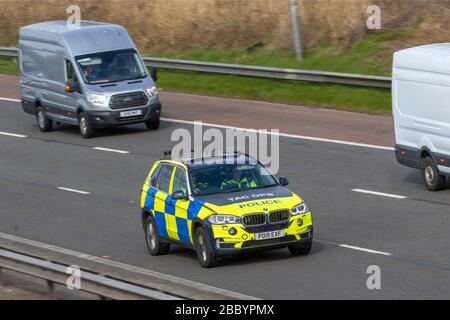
(238, 199, 281, 208)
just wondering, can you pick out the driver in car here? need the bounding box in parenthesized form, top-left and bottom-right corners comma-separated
(220, 168, 257, 191)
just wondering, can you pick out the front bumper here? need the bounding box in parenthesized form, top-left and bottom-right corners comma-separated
(86, 102, 161, 128)
(206, 213, 313, 256)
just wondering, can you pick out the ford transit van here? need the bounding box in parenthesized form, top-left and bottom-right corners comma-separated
(393, 44, 450, 191)
(19, 20, 161, 138)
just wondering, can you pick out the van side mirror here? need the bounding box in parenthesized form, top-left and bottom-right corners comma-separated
(150, 68, 158, 82)
(171, 190, 186, 200)
(65, 80, 79, 93)
(279, 176, 289, 186)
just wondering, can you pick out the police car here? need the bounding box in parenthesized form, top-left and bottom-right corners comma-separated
(140, 152, 313, 267)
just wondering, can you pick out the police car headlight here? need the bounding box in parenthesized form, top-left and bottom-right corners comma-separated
(290, 202, 309, 215)
(88, 93, 108, 107)
(146, 86, 158, 97)
(208, 215, 242, 224)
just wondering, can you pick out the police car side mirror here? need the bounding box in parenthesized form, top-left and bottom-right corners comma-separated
(279, 176, 289, 186)
(172, 190, 186, 200)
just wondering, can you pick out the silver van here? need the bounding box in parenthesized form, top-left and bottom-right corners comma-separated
(19, 20, 161, 138)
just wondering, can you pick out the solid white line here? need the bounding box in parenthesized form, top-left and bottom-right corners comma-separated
(0, 97, 21, 103)
(57, 187, 90, 195)
(338, 244, 392, 256)
(161, 118, 394, 151)
(92, 147, 130, 154)
(0, 131, 27, 138)
(352, 188, 407, 199)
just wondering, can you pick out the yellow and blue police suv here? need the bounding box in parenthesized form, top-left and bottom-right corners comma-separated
(140, 152, 313, 267)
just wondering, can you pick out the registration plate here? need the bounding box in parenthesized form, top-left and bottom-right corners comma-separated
(120, 110, 142, 117)
(255, 230, 285, 241)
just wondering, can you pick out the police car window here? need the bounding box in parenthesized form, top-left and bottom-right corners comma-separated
(150, 164, 163, 188)
(172, 167, 187, 194)
(190, 163, 278, 196)
(158, 165, 173, 193)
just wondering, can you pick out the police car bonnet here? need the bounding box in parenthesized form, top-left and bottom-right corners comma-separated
(196, 185, 293, 206)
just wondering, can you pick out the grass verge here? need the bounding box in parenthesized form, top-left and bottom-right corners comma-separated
(0, 57, 391, 114)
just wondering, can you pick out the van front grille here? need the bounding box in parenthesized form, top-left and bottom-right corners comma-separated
(268, 209, 290, 223)
(109, 91, 148, 109)
(243, 213, 266, 226)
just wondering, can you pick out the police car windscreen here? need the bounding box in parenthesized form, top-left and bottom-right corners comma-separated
(190, 163, 278, 196)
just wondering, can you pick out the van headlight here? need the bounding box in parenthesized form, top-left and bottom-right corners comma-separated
(88, 93, 108, 107)
(208, 215, 242, 224)
(291, 202, 309, 215)
(146, 86, 158, 97)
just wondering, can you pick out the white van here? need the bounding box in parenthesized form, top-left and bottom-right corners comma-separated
(19, 21, 161, 138)
(393, 44, 450, 191)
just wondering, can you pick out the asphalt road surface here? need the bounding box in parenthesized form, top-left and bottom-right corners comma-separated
(0, 97, 449, 299)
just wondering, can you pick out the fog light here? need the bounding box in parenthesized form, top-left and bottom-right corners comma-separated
(229, 227, 237, 236)
(297, 219, 303, 226)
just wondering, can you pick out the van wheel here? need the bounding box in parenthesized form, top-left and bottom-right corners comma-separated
(78, 111, 95, 139)
(145, 118, 160, 130)
(420, 156, 446, 191)
(145, 215, 170, 255)
(195, 227, 218, 268)
(36, 106, 52, 132)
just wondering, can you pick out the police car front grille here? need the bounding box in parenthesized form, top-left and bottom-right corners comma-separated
(243, 213, 266, 226)
(109, 91, 148, 109)
(268, 209, 290, 223)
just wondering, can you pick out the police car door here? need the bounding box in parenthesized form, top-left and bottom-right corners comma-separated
(169, 167, 191, 244)
(153, 164, 174, 239)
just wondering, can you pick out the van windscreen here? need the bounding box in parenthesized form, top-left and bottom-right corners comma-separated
(75, 49, 147, 84)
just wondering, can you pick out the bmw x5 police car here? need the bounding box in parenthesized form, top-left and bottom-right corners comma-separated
(140, 152, 313, 267)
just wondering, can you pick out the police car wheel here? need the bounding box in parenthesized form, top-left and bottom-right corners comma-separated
(195, 227, 218, 268)
(420, 157, 446, 191)
(145, 118, 160, 130)
(36, 106, 52, 132)
(78, 112, 95, 139)
(288, 240, 312, 256)
(145, 215, 170, 255)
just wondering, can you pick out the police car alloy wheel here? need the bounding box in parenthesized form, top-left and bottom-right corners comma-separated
(420, 157, 446, 191)
(36, 106, 52, 132)
(145, 215, 170, 255)
(195, 227, 218, 268)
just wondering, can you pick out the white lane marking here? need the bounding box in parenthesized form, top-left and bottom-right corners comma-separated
(0, 131, 27, 138)
(0, 97, 21, 103)
(161, 118, 394, 151)
(92, 147, 130, 154)
(338, 244, 392, 256)
(352, 188, 407, 199)
(0, 96, 393, 151)
(57, 187, 90, 195)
